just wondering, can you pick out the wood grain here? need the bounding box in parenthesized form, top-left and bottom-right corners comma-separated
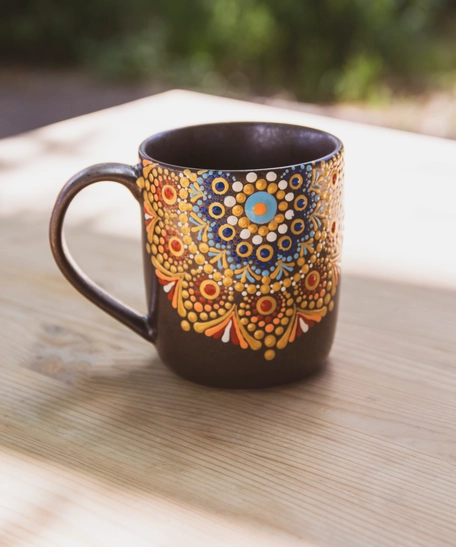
(0, 214, 455, 547)
(0, 91, 455, 546)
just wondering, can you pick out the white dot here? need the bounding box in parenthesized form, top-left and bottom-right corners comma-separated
(224, 196, 236, 207)
(285, 210, 294, 220)
(246, 172, 257, 183)
(285, 192, 294, 202)
(242, 291, 247, 296)
(266, 171, 277, 181)
(256, 291, 261, 296)
(240, 229, 251, 239)
(278, 224, 288, 234)
(227, 215, 238, 225)
(278, 180, 287, 190)
(233, 181, 243, 192)
(266, 232, 277, 242)
(252, 235, 263, 245)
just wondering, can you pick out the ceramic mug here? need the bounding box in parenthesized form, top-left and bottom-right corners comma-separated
(50, 122, 344, 388)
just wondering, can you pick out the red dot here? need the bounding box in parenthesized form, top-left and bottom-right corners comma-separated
(331, 221, 337, 233)
(163, 187, 174, 200)
(204, 283, 217, 296)
(260, 299, 273, 313)
(308, 274, 318, 287)
(171, 239, 181, 252)
(265, 316, 272, 323)
(332, 173, 338, 185)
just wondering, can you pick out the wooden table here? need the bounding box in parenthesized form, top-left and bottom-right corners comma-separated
(1, 91, 455, 546)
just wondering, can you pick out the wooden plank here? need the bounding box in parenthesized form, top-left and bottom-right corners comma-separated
(0, 91, 455, 545)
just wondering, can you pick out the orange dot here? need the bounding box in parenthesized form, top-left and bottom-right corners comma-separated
(265, 324, 274, 333)
(189, 289, 195, 295)
(194, 302, 203, 312)
(204, 304, 212, 312)
(246, 310, 252, 316)
(320, 289, 326, 297)
(251, 316, 258, 323)
(214, 303, 220, 310)
(253, 202, 267, 215)
(190, 295, 196, 302)
(259, 321, 265, 328)
(278, 312, 284, 318)
(273, 318, 280, 325)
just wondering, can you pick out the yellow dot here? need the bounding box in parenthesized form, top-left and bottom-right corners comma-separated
(218, 308, 226, 316)
(324, 294, 331, 304)
(179, 213, 188, 223)
(310, 254, 317, 263)
(268, 221, 278, 231)
(223, 277, 233, 287)
(210, 311, 217, 318)
(283, 278, 292, 288)
(233, 205, 244, 216)
(316, 243, 323, 252)
(293, 273, 301, 282)
(235, 282, 244, 292)
(275, 326, 284, 336)
(224, 269, 234, 277)
(236, 192, 246, 203)
(262, 275, 271, 285)
(200, 312, 208, 321)
(264, 349, 276, 361)
(247, 284, 257, 294)
(297, 257, 305, 266)
(256, 178, 267, 190)
(278, 201, 288, 211)
(281, 317, 289, 325)
(244, 184, 254, 195)
(302, 264, 309, 274)
(239, 217, 250, 228)
(181, 320, 191, 331)
(180, 177, 189, 187)
(204, 264, 213, 274)
(260, 285, 270, 295)
(267, 183, 277, 194)
(287, 298, 294, 306)
(184, 300, 193, 310)
(272, 282, 281, 292)
(276, 190, 285, 200)
(264, 335, 276, 347)
(309, 301, 315, 309)
(151, 244, 157, 254)
(248, 224, 258, 233)
(247, 323, 256, 332)
(329, 301, 334, 311)
(240, 317, 248, 325)
(181, 290, 189, 299)
(179, 188, 188, 199)
(189, 243, 198, 254)
(254, 330, 265, 340)
(199, 242, 209, 253)
(316, 297, 323, 308)
(274, 214, 284, 223)
(258, 226, 269, 236)
(183, 235, 192, 245)
(213, 271, 222, 281)
(253, 202, 267, 215)
(195, 254, 205, 265)
(285, 308, 294, 316)
(182, 226, 190, 235)
(188, 312, 197, 322)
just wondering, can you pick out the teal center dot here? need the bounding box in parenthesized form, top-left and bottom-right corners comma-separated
(245, 191, 277, 224)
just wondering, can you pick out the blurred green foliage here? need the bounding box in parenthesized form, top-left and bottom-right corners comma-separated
(2, 0, 456, 102)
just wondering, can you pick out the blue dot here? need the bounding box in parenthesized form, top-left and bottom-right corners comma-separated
(294, 253, 299, 259)
(287, 256, 293, 262)
(239, 244, 248, 254)
(256, 268, 262, 274)
(260, 248, 270, 258)
(212, 206, 222, 216)
(291, 178, 300, 187)
(294, 221, 303, 231)
(262, 270, 269, 277)
(245, 191, 277, 224)
(223, 227, 233, 237)
(215, 182, 225, 192)
(236, 257, 242, 263)
(297, 199, 306, 208)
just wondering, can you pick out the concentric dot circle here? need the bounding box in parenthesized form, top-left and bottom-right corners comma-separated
(289, 173, 303, 189)
(256, 296, 277, 316)
(218, 224, 236, 241)
(169, 236, 185, 256)
(256, 244, 274, 262)
(162, 185, 177, 205)
(305, 270, 321, 291)
(278, 236, 292, 251)
(209, 202, 225, 219)
(245, 191, 277, 224)
(236, 242, 252, 257)
(294, 195, 308, 211)
(291, 219, 305, 235)
(200, 279, 221, 300)
(212, 177, 229, 194)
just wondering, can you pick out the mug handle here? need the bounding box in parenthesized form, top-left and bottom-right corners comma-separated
(49, 163, 154, 342)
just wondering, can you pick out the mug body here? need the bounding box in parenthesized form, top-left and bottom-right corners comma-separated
(137, 122, 344, 388)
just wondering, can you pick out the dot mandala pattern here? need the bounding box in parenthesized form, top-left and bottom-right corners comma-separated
(137, 154, 344, 361)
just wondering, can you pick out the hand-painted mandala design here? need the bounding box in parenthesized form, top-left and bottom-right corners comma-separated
(137, 153, 344, 361)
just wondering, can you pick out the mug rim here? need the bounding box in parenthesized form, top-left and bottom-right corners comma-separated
(138, 121, 343, 172)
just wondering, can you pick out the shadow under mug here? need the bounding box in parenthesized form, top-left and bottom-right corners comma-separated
(50, 122, 344, 388)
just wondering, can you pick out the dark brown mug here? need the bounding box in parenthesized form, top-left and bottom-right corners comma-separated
(50, 122, 344, 388)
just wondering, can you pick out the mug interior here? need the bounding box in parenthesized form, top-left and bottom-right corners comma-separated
(140, 122, 342, 171)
